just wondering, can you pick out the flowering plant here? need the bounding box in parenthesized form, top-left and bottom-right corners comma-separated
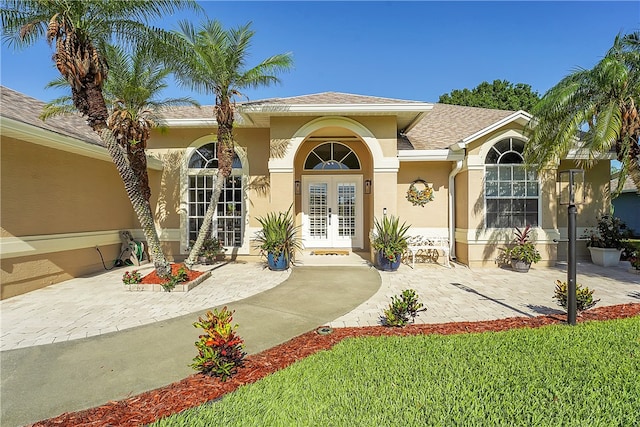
(122, 270, 142, 285)
(629, 253, 640, 270)
(406, 180, 434, 207)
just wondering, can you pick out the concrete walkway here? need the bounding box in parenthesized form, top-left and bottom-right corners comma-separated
(1, 263, 380, 427)
(1, 255, 639, 427)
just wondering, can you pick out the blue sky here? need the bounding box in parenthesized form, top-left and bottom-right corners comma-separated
(1, 1, 639, 105)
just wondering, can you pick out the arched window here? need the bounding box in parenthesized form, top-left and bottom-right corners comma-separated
(484, 138, 539, 228)
(304, 142, 360, 170)
(187, 143, 243, 247)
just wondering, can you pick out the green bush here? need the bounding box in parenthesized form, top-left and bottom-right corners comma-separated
(161, 265, 189, 292)
(191, 307, 245, 380)
(382, 289, 426, 326)
(553, 279, 599, 312)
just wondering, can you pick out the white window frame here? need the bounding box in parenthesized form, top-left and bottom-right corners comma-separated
(484, 137, 541, 229)
(180, 138, 249, 254)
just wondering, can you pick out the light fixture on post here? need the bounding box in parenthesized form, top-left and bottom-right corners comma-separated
(558, 169, 585, 326)
(364, 179, 371, 194)
(295, 180, 301, 195)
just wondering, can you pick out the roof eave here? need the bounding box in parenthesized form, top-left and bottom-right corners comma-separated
(163, 118, 218, 128)
(1, 117, 164, 170)
(397, 149, 465, 162)
(459, 110, 532, 147)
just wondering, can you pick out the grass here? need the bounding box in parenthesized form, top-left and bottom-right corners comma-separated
(153, 317, 640, 426)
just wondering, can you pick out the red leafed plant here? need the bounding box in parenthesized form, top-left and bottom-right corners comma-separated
(191, 307, 246, 380)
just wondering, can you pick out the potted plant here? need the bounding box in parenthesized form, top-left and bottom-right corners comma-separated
(628, 251, 640, 274)
(371, 215, 410, 271)
(585, 215, 632, 267)
(195, 237, 226, 265)
(254, 205, 301, 271)
(505, 225, 541, 273)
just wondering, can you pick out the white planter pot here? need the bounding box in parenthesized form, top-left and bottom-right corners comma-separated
(588, 247, 622, 267)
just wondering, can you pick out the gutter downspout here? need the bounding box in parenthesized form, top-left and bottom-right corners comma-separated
(448, 159, 463, 260)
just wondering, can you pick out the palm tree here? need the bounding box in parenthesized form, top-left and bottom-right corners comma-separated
(524, 31, 640, 193)
(165, 19, 293, 268)
(42, 44, 200, 201)
(1, 0, 199, 278)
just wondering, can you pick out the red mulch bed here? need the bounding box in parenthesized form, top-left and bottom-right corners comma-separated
(31, 303, 640, 427)
(140, 264, 204, 284)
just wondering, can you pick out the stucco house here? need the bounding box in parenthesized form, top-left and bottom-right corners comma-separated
(0, 86, 612, 299)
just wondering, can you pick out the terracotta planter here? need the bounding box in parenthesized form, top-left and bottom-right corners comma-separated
(588, 247, 622, 267)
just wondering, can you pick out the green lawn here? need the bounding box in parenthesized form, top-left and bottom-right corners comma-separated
(153, 317, 640, 426)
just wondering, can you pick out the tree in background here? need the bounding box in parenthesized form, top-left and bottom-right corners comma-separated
(438, 79, 540, 111)
(1, 0, 199, 278)
(524, 32, 640, 193)
(164, 19, 293, 268)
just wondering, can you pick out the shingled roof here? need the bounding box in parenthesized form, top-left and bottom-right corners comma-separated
(1, 86, 103, 146)
(404, 103, 516, 150)
(243, 91, 428, 106)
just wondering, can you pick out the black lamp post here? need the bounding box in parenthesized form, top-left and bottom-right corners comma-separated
(559, 169, 584, 325)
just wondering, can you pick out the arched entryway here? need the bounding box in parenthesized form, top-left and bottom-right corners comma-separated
(293, 126, 374, 251)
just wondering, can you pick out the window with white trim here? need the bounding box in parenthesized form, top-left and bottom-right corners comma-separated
(188, 143, 243, 247)
(484, 138, 539, 228)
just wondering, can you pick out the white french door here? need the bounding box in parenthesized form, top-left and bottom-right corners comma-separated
(302, 175, 363, 249)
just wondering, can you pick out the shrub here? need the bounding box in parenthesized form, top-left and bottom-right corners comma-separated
(191, 307, 246, 380)
(161, 265, 189, 292)
(553, 279, 600, 312)
(585, 215, 632, 250)
(382, 289, 426, 326)
(122, 270, 142, 285)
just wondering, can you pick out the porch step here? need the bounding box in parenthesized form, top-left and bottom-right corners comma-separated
(296, 250, 371, 267)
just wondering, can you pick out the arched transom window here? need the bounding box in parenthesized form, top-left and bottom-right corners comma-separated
(304, 142, 360, 170)
(187, 142, 244, 247)
(484, 138, 539, 228)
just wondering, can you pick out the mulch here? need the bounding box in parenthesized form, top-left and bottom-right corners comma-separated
(139, 264, 204, 284)
(31, 303, 640, 427)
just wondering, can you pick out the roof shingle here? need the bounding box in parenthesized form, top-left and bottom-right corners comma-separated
(405, 103, 515, 150)
(1, 86, 103, 146)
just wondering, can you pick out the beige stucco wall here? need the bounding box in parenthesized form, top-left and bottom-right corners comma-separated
(396, 162, 450, 229)
(1, 137, 136, 299)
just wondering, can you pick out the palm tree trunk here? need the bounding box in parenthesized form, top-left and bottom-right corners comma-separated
(98, 128, 171, 277)
(184, 169, 226, 269)
(185, 100, 236, 269)
(79, 83, 170, 278)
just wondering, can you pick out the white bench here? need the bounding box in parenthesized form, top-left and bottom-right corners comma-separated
(405, 236, 451, 268)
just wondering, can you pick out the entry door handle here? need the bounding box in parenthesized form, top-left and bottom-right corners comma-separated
(328, 208, 332, 226)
